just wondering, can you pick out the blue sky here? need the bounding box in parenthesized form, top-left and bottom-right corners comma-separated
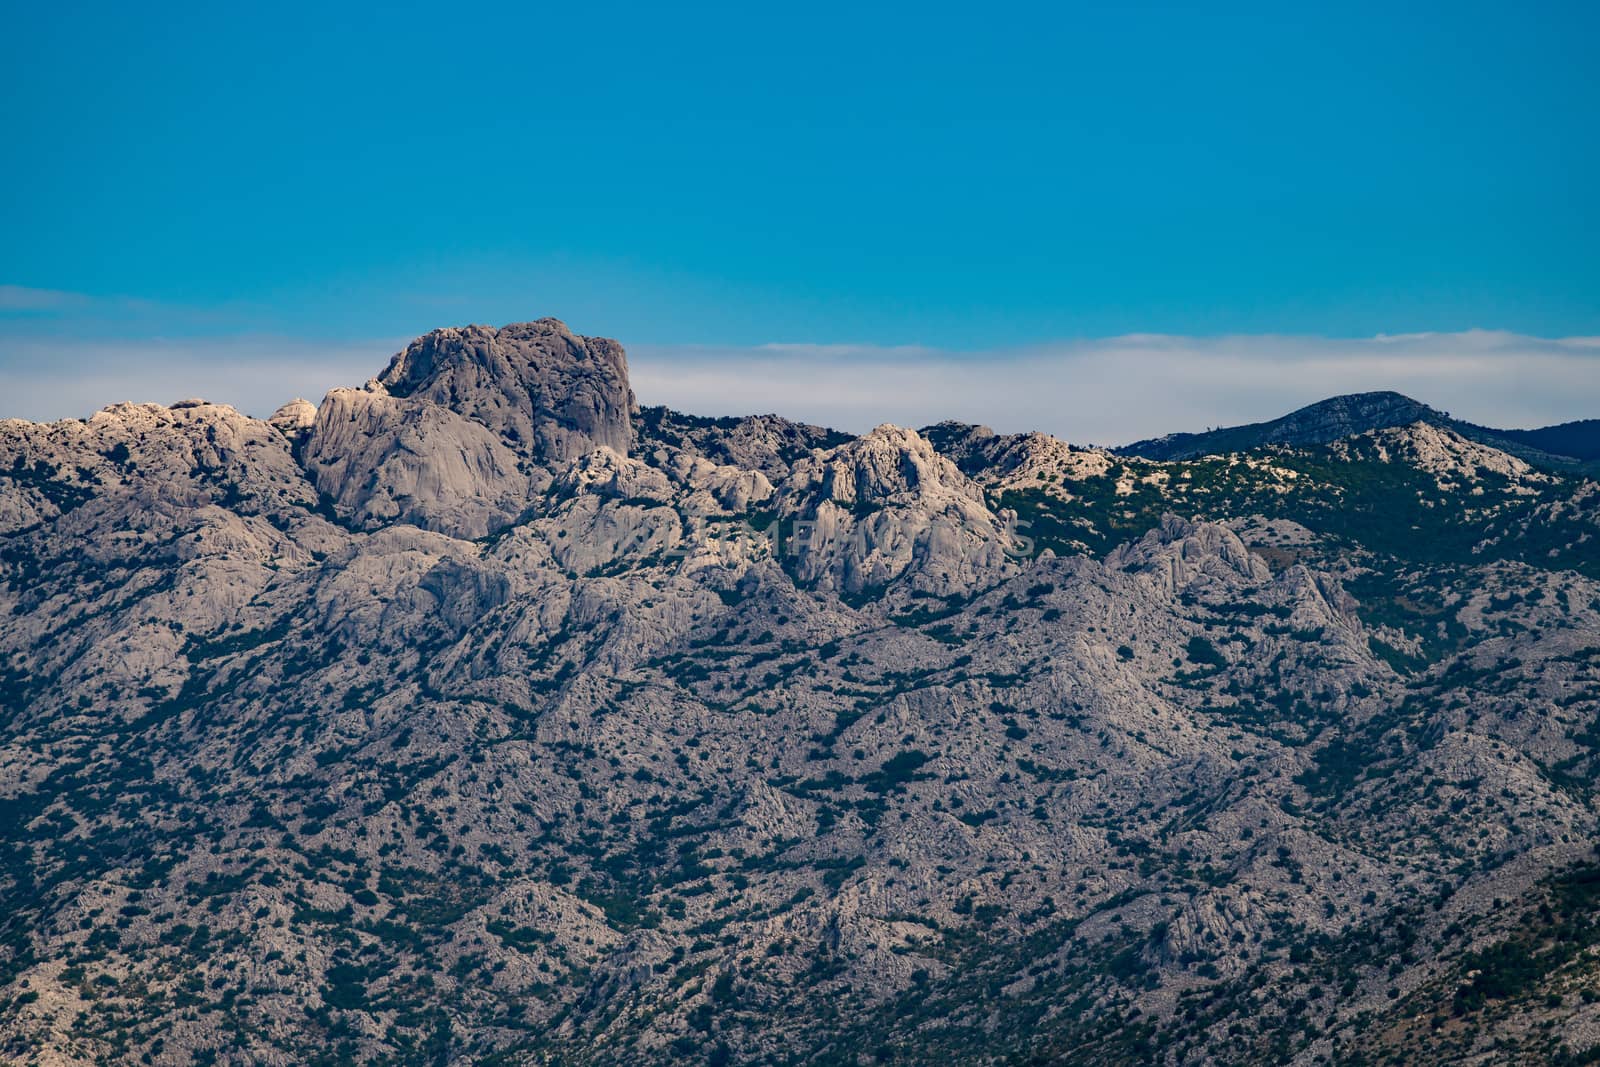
(2, 1, 1597, 431)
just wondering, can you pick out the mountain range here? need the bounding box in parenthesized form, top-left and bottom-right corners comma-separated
(2, 320, 1598, 1066)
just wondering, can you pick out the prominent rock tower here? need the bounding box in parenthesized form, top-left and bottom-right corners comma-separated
(300, 319, 637, 538)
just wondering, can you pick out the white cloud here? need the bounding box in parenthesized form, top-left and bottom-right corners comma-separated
(2, 329, 1596, 444)
(628, 331, 1600, 444)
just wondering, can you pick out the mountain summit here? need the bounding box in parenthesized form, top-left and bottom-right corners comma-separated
(376, 318, 636, 461)
(1117, 389, 1597, 467)
(1118, 390, 1437, 459)
(299, 319, 637, 538)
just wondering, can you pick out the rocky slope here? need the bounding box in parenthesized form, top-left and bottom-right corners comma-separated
(1, 322, 1598, 1066)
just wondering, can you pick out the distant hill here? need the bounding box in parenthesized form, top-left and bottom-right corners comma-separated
(1493, 418, 1600, 462)
(1116, 390, 1596, 468)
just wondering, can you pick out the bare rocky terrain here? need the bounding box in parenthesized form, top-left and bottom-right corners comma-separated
(2, 319, 1598, 1066)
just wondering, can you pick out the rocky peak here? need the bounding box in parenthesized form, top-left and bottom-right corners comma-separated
(552, 447, 673, 504)
(788, 424, 985, 512)
(377, 318, 636, 463)
(299, 320, 638, 538)
(1106, 514, 1273, 594)
(269, 398, 317, 439)
(1265, 390, 1436, 436)
(776, 426, 1019, 601)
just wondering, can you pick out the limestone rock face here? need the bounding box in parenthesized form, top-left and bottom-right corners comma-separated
(1, 400, 319, 536)
(786, 424, 971, 512)
(1107, 513, 1274, 595)
(302, 385, 534, 539)
(553, 447, 674, 505)
(300, 319, 636, 538)
(378, 319, 635, 463)
(268, 397, 317, 438)
(1336, 421, 1544, 483)
(658, 450, 775, 514)
(776, 424, 1020, 600)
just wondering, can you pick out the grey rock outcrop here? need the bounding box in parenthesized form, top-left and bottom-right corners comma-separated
(268, 397, 317, 439)
(302, 384, 532, 538)
(776, 424, 1020, 600)
(300, 319, 637, 538)
(379, 318, 635, 462)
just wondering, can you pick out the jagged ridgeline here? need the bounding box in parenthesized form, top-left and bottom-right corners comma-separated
(2, 320, 1599, 1066)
